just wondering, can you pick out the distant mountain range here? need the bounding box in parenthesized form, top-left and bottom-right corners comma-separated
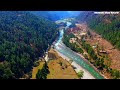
(31, 11, 80, 21)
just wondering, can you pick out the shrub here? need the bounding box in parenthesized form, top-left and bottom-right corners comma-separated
(77, 70, 84, 79)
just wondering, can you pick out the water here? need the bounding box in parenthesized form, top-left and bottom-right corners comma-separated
(54, 21, 104, 79)
(66, 22, 72, 27)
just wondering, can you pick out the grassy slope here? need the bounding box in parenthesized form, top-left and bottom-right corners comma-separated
(47, 48, 78, 79)
(32, 61, 45, 79)
(31, 48, 78, 79)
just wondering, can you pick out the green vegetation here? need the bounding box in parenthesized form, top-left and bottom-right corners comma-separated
(107, 68, 120, 79)
(58, 61, 63, 66)
(0, 11, 58, 79)
(36, 62, 50, 79)
(0, 61, 14, 79)
(77, 12, 120, 50)
(76, 11, 120, 79)
(81, 41, 97, 60)
(111, 69, 120, 79)
(89, 19, 120, 50)
(33, 61, 40, 67)
(81, 40, 120, 79)
(77, 70, 84, 79)
(81, 41, 105, 70)
(63, 33, 84, 54)
(36, 69, 43, 79)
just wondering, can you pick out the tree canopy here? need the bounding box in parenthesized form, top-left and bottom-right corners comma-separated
(77, 11, 120, 50)
(0, 11, 58, 79)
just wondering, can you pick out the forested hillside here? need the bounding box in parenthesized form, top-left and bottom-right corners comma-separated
(0, 11, 58, 79)
(76, 11, 120, 50)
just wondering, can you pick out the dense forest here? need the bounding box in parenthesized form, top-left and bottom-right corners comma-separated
(0, 11, 58, 79)
(63, 32, 84, 54)
(76, 11, 120, 50)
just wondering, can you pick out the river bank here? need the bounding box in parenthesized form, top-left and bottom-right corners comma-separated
(76, 52, 107, 79)
(52, 20, 104, 79)
(54, 48, 95, 79)
(47, 48, 78, 79)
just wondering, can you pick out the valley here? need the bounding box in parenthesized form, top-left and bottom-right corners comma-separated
(28, 15, 120, 79)
(0, 11, 120, 79)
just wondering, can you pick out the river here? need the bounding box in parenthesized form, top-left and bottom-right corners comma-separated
(54, 20, 104, 79)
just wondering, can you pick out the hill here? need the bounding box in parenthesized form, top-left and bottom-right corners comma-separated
(0, 11, 58, 79)
(76, 11, 120, 50)
(31, 11, 80, 21)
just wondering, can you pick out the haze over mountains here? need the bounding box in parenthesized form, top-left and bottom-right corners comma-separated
(31, 11, 80, 21)
(0, 11, 120, 79)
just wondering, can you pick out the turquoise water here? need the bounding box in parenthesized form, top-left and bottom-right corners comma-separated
(54, 21, 104, 79)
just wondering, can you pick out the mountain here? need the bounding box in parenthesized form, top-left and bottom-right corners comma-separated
(31, 11, 80, 21)
(0, 11, 58, 79)
(30, 11, 57, 21)
(76, 11, 120, 50)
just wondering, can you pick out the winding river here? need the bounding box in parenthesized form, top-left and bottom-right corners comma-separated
(54, 21, 104, 79)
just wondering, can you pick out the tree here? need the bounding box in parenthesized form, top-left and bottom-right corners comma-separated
(36, 69, 43, 79)
(111, 69, 120, 79)
(0, 62, 14, 79)
(77, 12, 120, 50)
(42, 62, 50, 75)
(0, 11, 58, 78)
(77, 70, 84, 79)
(84, 54, 88, 59)
(36, 62, 50, 79)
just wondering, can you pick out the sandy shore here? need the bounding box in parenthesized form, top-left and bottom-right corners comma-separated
(76, 52, 107, 79)
(54, 49, 95, 79)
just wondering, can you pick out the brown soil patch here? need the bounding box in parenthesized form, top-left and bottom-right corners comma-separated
(86, 30, 120, 71)
(47, 48, 78, 79)
(71, 23, 120, 78)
